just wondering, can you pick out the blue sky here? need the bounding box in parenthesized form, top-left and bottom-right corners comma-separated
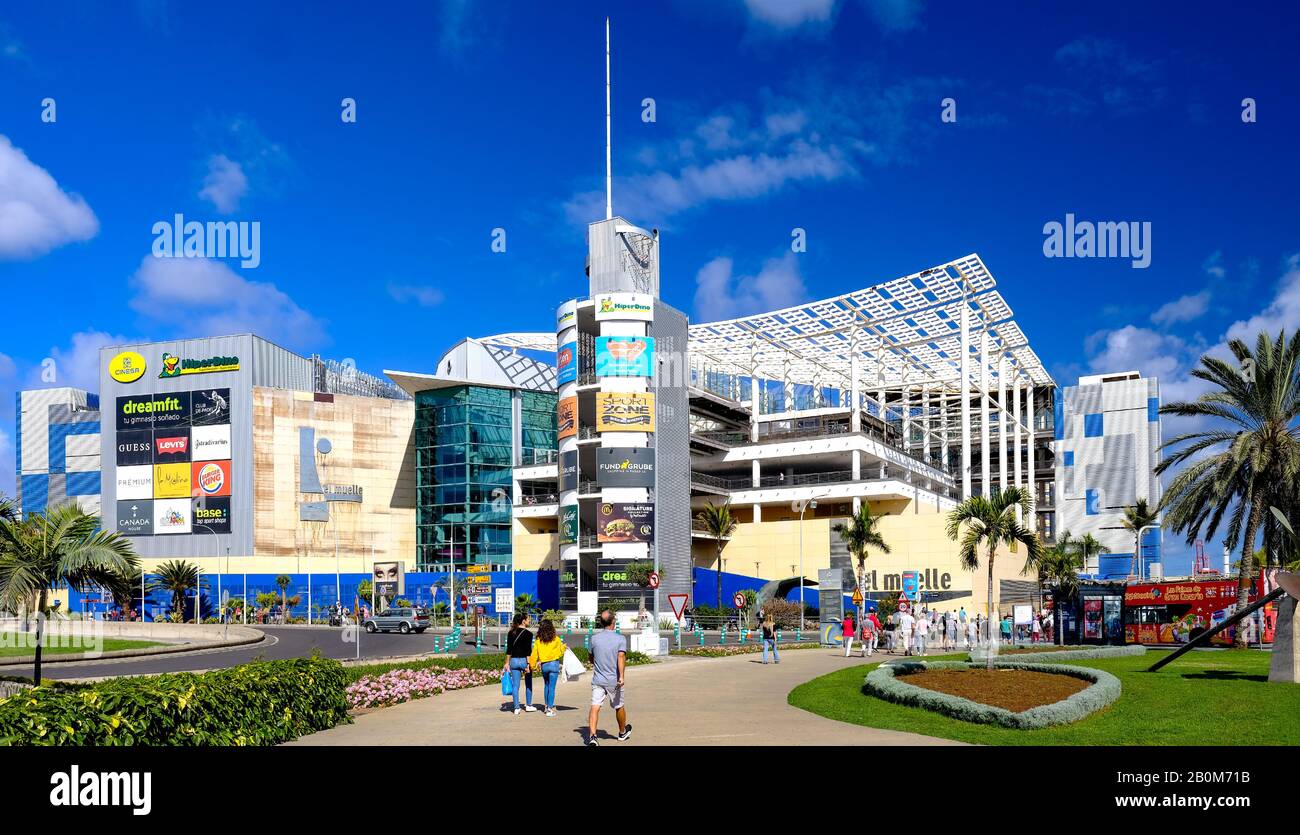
(2, 1, 1298, 572)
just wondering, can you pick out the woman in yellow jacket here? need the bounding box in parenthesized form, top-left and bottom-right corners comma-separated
(529, 618, 567, 717)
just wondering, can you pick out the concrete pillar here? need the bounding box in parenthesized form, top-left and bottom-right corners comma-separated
(960, 300, 971, 499)
(980, 330, 990, 498)
(1026, 386, 1037, 533)
(849, 332, 861, 433)
(783, 353, 794, 413)
(941, 387, 950, 471)
(998, 354, 1007, 493)
(922, 384, 931, 466)
(902, 386, 911, 454)
(1013, 381, 1023, 521)
(1270, 595, 1300, 683)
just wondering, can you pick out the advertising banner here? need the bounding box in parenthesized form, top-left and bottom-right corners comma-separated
(556, 341, 578, 385)
(191, 388, 232, 426)
(115, 430, 154, 466)
(192, 460, 231, 498)
(192, 496, 231, 534)
(559, 565, 578, 611)
(596, 392, 655, 432)
(152, 462, 191, 499)
(191, 424, 231, 461)
(152, 429, 191, 463)
(153, 498, 191, 535)
(1083, 598, 1103, 640)
(115, 465, 154, 500)
(596, 558, 644, 592)
(159, 353, 240, 378)
(595, 446, 655, 487)
(559, 450, 578, 492)
(594, 292, 654, 321)
(595, 336, 654, 377)
(557, 396, 578, 440)
(116, 392, 191, 431)
(559, 504, 578, 546)
(597, 502, 655, 543)
(556, 299, 577, 332)
(116, 500, 153, 536)
(373, 562, 404, 598)
(107, 351, 147, 385)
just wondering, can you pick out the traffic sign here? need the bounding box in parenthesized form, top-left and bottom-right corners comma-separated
(495, 588, 515, 613)
(733, 592, 747, 609)
(648, 571, 660, 590)
(851, 588, 864, 607)
(668, 593, 689, 620)
(459, 594, 468, 611)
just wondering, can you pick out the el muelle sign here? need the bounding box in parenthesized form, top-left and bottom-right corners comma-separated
(858, 568, 954, 593)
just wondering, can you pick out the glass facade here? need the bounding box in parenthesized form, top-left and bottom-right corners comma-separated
(520, 390, 558, 465)
(414, 386, 556, 571)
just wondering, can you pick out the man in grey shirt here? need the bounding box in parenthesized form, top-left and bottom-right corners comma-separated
(587, 609, 631, 745)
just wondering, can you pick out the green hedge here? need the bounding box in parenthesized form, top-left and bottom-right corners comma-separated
(968, 645, 1146, 664)
(0, 657, 350, 746)
(863, 660, 1121, 729)
(344, 648, 652, 684)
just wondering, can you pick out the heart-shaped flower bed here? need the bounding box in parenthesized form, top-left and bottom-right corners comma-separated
(864, 660, 1121, 729)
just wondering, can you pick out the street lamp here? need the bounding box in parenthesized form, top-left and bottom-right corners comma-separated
(1137, 522, 1162, 581)
(791, 495, 827, 632)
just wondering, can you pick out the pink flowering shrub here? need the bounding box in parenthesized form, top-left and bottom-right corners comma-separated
(346, 666, 503, 709)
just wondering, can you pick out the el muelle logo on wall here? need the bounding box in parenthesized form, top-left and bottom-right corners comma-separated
(158, 353, 240, 378)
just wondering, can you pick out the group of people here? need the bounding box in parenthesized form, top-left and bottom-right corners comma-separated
(504, 610, 631, 745)
(839, 605, 1053, 656)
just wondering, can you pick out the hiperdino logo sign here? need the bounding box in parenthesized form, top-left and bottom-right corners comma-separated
(594, 292, 653, 321)
(158, 352, 240, 378)
(108, 351, 147, 384)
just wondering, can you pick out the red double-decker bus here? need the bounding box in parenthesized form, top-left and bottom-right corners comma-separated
(1123, 576, 1277, 646)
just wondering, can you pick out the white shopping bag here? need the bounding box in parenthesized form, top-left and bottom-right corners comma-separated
(562, 647, 585, 681)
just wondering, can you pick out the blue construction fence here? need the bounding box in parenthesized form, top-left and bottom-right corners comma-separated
(64, 570, 560, 622)
(691, 566, 870, 615)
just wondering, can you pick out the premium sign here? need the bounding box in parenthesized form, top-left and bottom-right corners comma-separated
(116, 430, 154, 466)
(192, 460, 231, 497)
(153, 498, 191, 535)
(107, 351, 147, 384)
(191, 424, 231, 461)
(596, 447, 655, 487)
(594, 292, 653, 321)
(556, 341, 578, 385)
(116, 500, 153, 536)
(596, 392, 655, 432)
(557, 396, 578, 440)
(116, 393, 190, 431)
(597, 502, 655, 543)
(191, 389, 231, 425)
(115, 465, 153, 500)
(192, 497, 231, 534)
(159, 352, 240, 378)
(152, 462, 191, 499)
(559, 450, 578, 492)
(559, 504, 578, 546)
(153, 430, 191, 463)
(595, 336, 654, 377)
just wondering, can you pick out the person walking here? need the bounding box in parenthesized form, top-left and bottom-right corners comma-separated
(967, 613, 978, 648)
(504, 612, 536, 715)
(946, 611, 958, 651)
(761, 614, 780, 664)
(898, 607, 915, 655)
(528, 618, 566, 716)
(885, 611, 896, 653)
(587, 610, 631, 745)
(914, 609, 929, 656)
(1031, 613, 1043, 644)
(862, 610, 879, 657)
(841, 611, 856, 657)
(1000, 614, 1012, 645)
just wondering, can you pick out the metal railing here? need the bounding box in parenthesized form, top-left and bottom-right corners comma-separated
(578, 479, 599, 495)
(579, 426, 599, 440)
(518, 449, 558, 466)
(515, 493, 558, 506)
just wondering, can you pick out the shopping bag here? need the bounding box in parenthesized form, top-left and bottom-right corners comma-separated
(562, 648, 585, 681)
(501, 669, 514, 696)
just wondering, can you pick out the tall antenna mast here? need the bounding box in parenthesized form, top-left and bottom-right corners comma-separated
(605, 17, 613, 220)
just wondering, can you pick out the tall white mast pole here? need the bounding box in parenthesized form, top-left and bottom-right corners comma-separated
(605, 18, 613, 220)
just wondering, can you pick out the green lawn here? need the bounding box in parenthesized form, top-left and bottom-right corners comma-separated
(787, 649, 1300, 745)
(0, 637, 163, 658)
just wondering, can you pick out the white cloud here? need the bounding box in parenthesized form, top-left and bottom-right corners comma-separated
(1224, 254, 1300, 344)
(198, 154, 249, 213)
(693, 251, 808, 320)
(387, 282, 445, 307)
(1150, 291, 1210, 327)
(0, 427, 12, 499)
(743, 0, 836, 28)
(129, 256, 326, 349)
(860, 0, 924, 32)
(31, 329, 132, 392)
(1201, 249, 1225, 279)
(0, 134, 99, 259)
(0, 22, 25, 62)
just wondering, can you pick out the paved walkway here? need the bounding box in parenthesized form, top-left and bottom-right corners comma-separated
(291, 646, 964, 746)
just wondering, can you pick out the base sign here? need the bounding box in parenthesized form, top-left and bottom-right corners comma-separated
(669, 593, 689, 620)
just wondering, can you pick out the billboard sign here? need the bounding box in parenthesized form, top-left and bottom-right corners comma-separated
(116, 500, 153, 536)
(158, 352, 240, 378)
(192, 460, 231, 497)
(153, 462, 191, 499)
(596, 392, 655, 432)
(115, 430, 154, 466)
(597, 502, 655, 543)
(373, 562, 404, 598)
(153, 430, 191, 463)
(595, 447, 655, 487)
(559, 504, 578, 546)
(594, 292, 653, 321)
(153, 498, 192, 535)
(556, 299, 577, 331)
(190, 389, 231, 426)
(192, 497, 232, 533)
(115, 465, 154, 500)
(116, 393, 190, 431)
(559, 450, 578, 492)
(191, 424, 231, 461)
(557, 396, 578, 440)
(556, 341, 578, 385)
(107, 351, 147, 384)
(595, 336, 654, 377)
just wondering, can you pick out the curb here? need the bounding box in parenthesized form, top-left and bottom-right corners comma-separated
(0, 628, 267, 668)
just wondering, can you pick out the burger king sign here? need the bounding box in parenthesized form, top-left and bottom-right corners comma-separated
(191, 460, 231, 497)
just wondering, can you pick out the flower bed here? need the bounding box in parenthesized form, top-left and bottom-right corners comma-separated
(346, 666, 503, 709)
(669, 642, 822, 658)
(864, 660, 1121, 729)
(968, 645, 1146, 664)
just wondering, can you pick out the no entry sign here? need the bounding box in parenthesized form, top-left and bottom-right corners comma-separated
(648, 571, 660, 589)
(459, 594, 468, 611)
(733, 592, 747, 609)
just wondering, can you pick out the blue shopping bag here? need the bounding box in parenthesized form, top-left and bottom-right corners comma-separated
(501, 669, 514, 697)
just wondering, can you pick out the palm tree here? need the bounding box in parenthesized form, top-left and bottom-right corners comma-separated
(275, 574, 291, 623)
(1028, 530, 1084, 644)
(833, 503, 891, 618)
(1121, 499, 1161, 580)
(153, 560, 201, 621)
(0, 502, 138, 682)
(945, 486, 1044, 666)
(1074, 533, 1109, 576)
(1156, 330, 1300, 646)
(695, 502, 738, 609)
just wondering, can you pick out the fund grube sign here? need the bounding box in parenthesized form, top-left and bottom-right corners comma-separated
(559, 450, 578, 492)
(595, 447, 655, 487)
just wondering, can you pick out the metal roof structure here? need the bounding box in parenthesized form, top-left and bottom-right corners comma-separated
(474, 254, 1053, 393)
(689, 254, 1053, 393)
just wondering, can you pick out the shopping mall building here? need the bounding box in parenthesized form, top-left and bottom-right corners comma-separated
(13, 214, 1164, 623)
